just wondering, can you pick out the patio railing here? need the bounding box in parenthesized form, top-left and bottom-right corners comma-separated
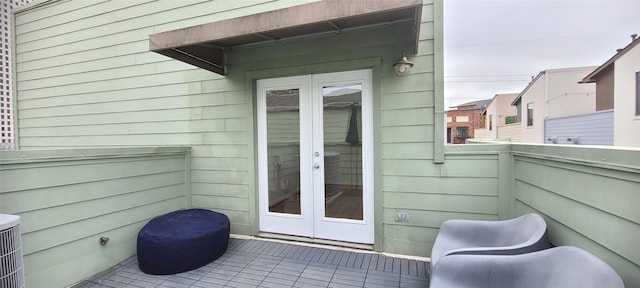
(0, 146, 191, 288)
(1, 144, 638, 287)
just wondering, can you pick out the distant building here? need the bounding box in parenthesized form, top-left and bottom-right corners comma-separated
(1, 0, 34, 150)
(446, 99, 490, 144)
(580, 34, 640, 147)
(511, 67, 597, 144)
(477, 93, 520, 142)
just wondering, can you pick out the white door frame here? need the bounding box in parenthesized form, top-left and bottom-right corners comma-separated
(257, 70, 374, 244)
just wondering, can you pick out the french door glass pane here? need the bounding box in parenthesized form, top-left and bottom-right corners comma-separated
(322, 84, 363, 220)
(266, 89, 301, 215)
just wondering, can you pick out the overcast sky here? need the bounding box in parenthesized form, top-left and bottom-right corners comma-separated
(443, 0, 640, 109)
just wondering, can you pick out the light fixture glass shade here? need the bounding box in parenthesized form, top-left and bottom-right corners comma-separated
(393, 54, 414, 77)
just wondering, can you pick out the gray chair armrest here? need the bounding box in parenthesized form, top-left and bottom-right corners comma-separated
(430, 246, 625, 288)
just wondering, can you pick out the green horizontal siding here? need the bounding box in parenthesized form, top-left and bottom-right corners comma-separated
(511, 144, 640, 288)
(0, 147, 190, 288)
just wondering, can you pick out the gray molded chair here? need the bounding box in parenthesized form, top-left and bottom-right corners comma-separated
(430, 246, 625, 288)
(430, 213, 550, 269)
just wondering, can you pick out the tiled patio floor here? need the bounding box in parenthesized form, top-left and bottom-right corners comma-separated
(72, 237, 430, 288)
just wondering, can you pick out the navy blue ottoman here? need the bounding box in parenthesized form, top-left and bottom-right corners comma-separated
(137, 208, 230, 275)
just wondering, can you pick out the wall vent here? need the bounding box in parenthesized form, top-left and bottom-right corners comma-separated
(0, 214, 25, 288)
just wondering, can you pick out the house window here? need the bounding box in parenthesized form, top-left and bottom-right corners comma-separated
(527, 102, 534, 126)
(456, 127, 469, 139)
(636, 71, 640, 116)
(489, 115, 493, 131)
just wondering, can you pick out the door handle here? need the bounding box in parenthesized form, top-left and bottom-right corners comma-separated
(313, 163, 320, 169)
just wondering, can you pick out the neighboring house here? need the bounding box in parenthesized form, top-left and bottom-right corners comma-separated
(580, 34, 640, 147)
(478, 93, 520, 141)
(445, 99, 489, 144)
(511, 67, 597, 144)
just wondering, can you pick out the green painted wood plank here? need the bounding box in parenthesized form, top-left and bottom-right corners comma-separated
(381, 91, 434, 110)
(18, 108, 196, 128)
(382, 159, 440, 176)
(382, 224, 437, 257)
(381, 72, 434, 94)
(18, 120, 226, 137)
(516, 158, 639, 223)
(514, 202, 640, 288)
(18, 69, 214, 99)
(441, 157, 499, 178)
(21, 198, 185, 255)
(382, 126, 434, 143)
(191, 183, 249, 198)
(382, 143, 435, 160)
(17, 46, 119, 74)
(19, 94, 192, 118)
(191, 170, 249, 185)
(19, 62, 157, 91)
(191, 195, 249, 212)
(18, 26, 153, 63)
(383, 192, 497, 214)
(1, 157, 185, 192)
(191, 157, 248, 171)
(19, 133, 203, 148)
(382, 209, 497, 229)
(516, 181, 640, 265)
(16, 0, 148, 33)
(18, 55, 136, 81)
(383, 224, 437, 246)
(17, 82, 202, 108)
(19, 184, 184, 233)
(14, 0, 109, 26)
(0, 171, 185, 213)
(383, 176, 498, 196)
(382, 108, 434, 126)
(23, 220, 142, 288)
(190, 145, 249, 158)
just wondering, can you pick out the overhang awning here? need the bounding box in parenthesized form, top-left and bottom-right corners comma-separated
(149, 0, 423, 75)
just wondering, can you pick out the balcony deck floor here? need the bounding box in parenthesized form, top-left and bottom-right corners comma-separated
(71, 237, 430, 288)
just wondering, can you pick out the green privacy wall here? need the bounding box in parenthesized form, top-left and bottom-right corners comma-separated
(0, 147, 190, 288)
(510, 144, 640, 288)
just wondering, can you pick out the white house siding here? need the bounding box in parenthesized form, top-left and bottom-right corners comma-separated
(613, 43, 640, 147)
(497, 123, 521, 142)
(545, 67, 597, 118)
(520, 75, 546, 143)
(485, 93, 518, 140)
(545, 110, 614, 145)
(519, 67, 596, 144)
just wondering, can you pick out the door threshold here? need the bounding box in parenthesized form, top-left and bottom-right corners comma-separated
(253, 232, 374, 251)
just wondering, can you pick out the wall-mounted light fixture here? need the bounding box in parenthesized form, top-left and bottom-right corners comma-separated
(393, 52, 414, 77)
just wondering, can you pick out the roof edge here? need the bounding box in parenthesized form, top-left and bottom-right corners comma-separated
(580, 35, 640, 83)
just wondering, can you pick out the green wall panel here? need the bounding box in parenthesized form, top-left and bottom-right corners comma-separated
(510, 144, 640, 288)
(0, 147, 190, 288)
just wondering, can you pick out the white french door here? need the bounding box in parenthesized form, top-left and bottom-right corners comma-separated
(257, 70, 373, 244)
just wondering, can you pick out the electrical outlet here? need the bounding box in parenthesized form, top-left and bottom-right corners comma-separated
(395, 212, 409, 222)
